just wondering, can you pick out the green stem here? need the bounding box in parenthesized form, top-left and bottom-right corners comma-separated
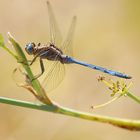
(127, 92, 140, 104)
(0, 96, 140, 131)
(3, 46, 17, 59)
(7, 32, 52, 105)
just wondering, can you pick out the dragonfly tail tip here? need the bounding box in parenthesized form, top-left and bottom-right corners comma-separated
(128, 76, 132, 79)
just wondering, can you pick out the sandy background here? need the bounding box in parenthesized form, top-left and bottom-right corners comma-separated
(0, 0, 140, 139)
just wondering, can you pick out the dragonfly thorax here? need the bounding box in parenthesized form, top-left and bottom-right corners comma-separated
(41, 43, 64, 61)
(25, 42, 69, 62)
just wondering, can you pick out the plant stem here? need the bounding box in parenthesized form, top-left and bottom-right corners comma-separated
(7, 32, 52, 105)
(3, 46, 17, 59)
(0, 96, 140, 131)
(127, 92, 140, 104)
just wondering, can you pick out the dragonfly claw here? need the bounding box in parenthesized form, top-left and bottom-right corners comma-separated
(31, 74, 41, 82)
(17, 59, 32, 66)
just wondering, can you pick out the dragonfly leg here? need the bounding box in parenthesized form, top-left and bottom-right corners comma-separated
(17, 59, 31, 65)
(29, 54, 40, 66)
(31, 58, 45, 81)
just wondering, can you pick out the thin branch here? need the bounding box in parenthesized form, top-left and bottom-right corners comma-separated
(127, 92, 140, 104)
(0, 97, 140, 131)
(7, 32, 52, 105)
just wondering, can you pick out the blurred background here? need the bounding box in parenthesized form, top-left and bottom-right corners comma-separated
(0, 0, 140, 139)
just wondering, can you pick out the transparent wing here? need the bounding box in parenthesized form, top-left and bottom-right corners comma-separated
(40, 2, 76, 92)
(60, 16, 77, 56)
(47, 1, 62, 46)
(42, 60, 65, 92)
(37, 2, 65, 92)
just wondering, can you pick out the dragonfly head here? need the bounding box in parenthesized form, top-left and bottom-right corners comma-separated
(25, 42, 35, 55)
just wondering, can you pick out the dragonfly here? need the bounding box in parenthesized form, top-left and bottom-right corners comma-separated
(25, 1, 132, 92)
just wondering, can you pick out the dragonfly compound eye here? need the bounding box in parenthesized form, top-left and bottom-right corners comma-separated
(25, 42, 35, 55)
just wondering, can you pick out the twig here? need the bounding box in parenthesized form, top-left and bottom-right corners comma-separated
(0, 96, 140, 131)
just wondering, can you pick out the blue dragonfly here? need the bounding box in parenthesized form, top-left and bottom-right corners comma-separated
(25, 1, 131, 92)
